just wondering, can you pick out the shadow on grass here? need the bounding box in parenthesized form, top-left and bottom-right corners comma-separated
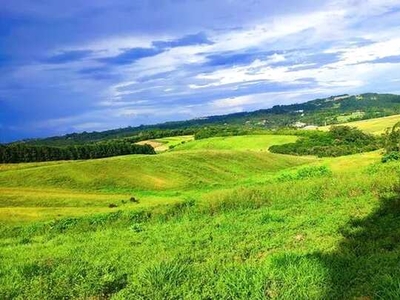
(319, 188, 400, 299)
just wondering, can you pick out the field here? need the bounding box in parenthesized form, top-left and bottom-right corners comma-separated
(137, 135, 194, 152)
(319, 114, 400, 134)
(172, 135, 297, 152)
(0, 135, 306, 223)
(1, 132, 400, 299)
(336, 111, 365, 123)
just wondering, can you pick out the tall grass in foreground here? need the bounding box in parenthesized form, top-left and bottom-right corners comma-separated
(1, 162, 400, 299)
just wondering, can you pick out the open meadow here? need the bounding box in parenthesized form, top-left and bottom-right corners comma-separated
(2, 0, 400, 296)
(318, 114, 400, 134)
(1, 131, 400, 299)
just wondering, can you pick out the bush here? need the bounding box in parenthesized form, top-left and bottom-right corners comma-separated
(130, 197, 139, 203)
(382, 151, 400, 163)
(278, 166, 332, 181)
(270, 126, 381, 157)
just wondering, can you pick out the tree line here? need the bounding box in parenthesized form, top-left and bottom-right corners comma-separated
(0, 141, 155, 163)
(18, 93, 400, 147)
(123, 128, 196, 143)
(269, 126, 382, 157)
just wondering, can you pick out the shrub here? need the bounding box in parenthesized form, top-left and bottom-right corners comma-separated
(382, 151, 400, 163)
(130, 197, 139, 203)
(270, 126, 381, 157)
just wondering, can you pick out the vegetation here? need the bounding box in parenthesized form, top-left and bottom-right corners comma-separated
(0, 135, 312, 223)
(1, 150, 400, 298)
(20, 128, 197, 147)
(381, 121, 400, 163)
(318, 113, 400, 134)
(11, 93, 400, 147)
(1, 113, 400, 298)
(269, 126, 381, 157)
(194, 125, 261, 140)
(137, 135, 194, 152)
(0, 141, 155, 163)
(173, 135, 297, 152)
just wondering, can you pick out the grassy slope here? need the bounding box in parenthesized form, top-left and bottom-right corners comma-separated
(1, 131, 400, 299)
(318, 113, 400, 134)
(172, 135, 297, 151)
(1, 154, 398, 299)
(0, 135, 311, 222)
(137, 135, 194, 152)
(0, 151, 310, 192)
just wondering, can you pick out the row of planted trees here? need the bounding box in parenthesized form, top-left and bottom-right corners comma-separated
(0, 141, 155, 163)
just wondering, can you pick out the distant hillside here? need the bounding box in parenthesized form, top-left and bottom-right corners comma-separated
(318, 114, 400, 134)
(15, 93, 400, 146)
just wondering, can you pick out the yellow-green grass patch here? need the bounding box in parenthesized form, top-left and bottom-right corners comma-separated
(136, 135, 194, 152)
(0, 150, 314, 192)
(172, 135, 297, 152)
(0, 187, 182, 223)
(318, 114, 400, 134)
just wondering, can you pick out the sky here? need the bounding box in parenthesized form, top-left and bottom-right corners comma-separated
(1, 0, 400, 142)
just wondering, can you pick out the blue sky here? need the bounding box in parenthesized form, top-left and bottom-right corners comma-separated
(1, 0, 400, 142)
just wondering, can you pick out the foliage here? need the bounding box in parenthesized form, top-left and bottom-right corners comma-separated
(194, 125, 258, 140)
(269, 126, 382, 157)
(381, 121, 400, 163)
(21, 127, 197, 147)
(277, 165, 332, 181)
(383, 121, 400, 152)
(382, 152, 400, 163)
(12, 93, 400, 147)
(1, 128, 400, 298)
(0, 141, 155, 163)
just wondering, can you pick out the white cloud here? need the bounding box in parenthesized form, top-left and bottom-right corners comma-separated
(8, 0, 400, 138)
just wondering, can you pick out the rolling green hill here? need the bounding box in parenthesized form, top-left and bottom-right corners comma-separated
(0, 135, 312, 223)
(1, 125, 400, 299)
(318, 113, 400, 134)
(172, 135, 297, 151)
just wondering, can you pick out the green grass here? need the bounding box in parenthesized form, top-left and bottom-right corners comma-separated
(0, 150, 310, 192)
(0, 135, 312, 222)
(336, 111, 365, 123)
(137, 135, 194, 152)
(319, 114, 400, 134)
(1, 133, 400, 299)
(172, 135, 297, 151)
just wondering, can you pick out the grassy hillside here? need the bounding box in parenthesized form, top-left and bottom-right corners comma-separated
(172, 135, 297, 151)
(1, 153, 399, 299)
(1, 132, 400, 299)
(0, 150, 309, 192)
(137, 135, 194, 152)
(0, 135, 311, 223)
(318, 114, 400, 134)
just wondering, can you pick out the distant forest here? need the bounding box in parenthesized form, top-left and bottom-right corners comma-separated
(0, 141, 155, 163)
(12, 93, 400, 147)
(2, 93, 400, 163)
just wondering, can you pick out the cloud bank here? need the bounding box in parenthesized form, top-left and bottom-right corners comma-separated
(1, 0, 400, 141)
